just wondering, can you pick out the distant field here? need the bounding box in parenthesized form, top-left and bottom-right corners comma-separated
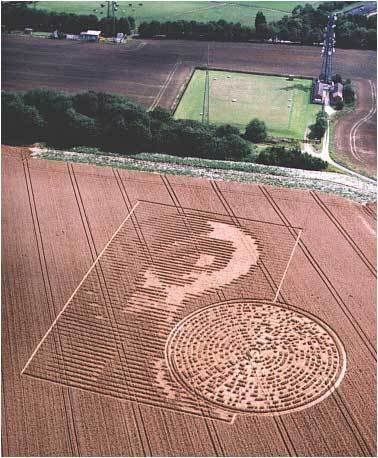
(174, 69, 320, 139)
(31, 1, 319, 26)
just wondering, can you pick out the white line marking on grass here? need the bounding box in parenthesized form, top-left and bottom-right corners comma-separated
(20, 201, 140, 375)
(273, 229, 302, 303)
(170, 2, 228, 18)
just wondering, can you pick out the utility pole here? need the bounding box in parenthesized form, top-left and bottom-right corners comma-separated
(320, 14, 337, 84)
(100, 1, 118, 37)
(112, 1, 116, 37)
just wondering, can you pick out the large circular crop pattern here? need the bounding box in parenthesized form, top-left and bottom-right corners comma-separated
(166, 300, 346, 415)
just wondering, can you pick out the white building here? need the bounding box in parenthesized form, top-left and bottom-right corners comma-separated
(80, 30, 101, 42)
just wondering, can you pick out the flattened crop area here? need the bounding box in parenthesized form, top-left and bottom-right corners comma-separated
(2, 146, 376, 456)
(174, 69, 320, 138)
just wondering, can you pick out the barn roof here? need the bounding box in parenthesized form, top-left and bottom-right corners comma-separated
(81, 30, 101, 36)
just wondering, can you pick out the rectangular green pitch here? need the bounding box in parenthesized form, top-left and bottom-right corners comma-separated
(174, 69, 320, 140)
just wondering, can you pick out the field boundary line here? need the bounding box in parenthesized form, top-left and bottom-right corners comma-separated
(21, 371, 235, 424)
(259, 184, 375, 454)
(209, 179, 297, 456)
(195, 65, 312, 81)
(170, 2, 228, 17)
(362, 204, 376, 221)
(137, 199, 303, 229)
(161, 175, 227, 456)
(171, 66, 196, 113)
(210, 180, 286, 301)
(149, 60, 181, 111)
(273, 228, 302, 303)
(332, 390, 373, 455)
(113, 169, 154, 263)
(174, 65, 313, 116)
(58, 167, 150, 456)
(259, 184, 376, 361)
(310, 191, 376, 277)
(349, 79, 376, 162)
(21, 159, 80, 455)
(20, 201, 140, 376)
(22, 171, 151, 457)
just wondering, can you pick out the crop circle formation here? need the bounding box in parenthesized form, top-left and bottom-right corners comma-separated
(166, 300, 346, 415)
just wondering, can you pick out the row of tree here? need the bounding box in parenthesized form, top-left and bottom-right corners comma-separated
(309, 110, 328, 139)
(2, 2, 375, 49)
(2, 89, 327, 171)
(256, 145, 327, 170)
(2, 3, 135, 36)
(138, 19, 256, 41)
(138, 3, 376, 50)
(2, 89, 253, 161)
(272, 4, 376, 49)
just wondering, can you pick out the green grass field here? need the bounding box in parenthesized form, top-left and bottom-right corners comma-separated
(174, 69, 320, 140)
(31, 1, 319, 27)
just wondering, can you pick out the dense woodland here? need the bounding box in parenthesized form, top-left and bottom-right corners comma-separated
(2, 89, 327, 170)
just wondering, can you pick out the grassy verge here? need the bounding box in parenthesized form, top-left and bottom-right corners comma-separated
(30, 146, 376, 203)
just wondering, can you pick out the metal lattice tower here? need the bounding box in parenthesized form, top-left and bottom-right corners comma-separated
(319, 14, 337, 84)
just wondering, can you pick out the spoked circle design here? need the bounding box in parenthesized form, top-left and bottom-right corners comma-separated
(166, 299, 346, 415)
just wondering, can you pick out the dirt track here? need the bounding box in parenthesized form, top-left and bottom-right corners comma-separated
(334, 79, 377, 177)
(2, 145, 376, 456)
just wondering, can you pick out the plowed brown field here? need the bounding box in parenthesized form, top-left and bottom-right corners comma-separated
(334, 79, 377, 177)
(2, 145, 376, 456)
(2, 35, 376, 107)
(2, 34, 376, 176)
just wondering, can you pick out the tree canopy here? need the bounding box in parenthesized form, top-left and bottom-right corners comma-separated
(137, 4, 375, 49)
(309, 110, 328, 139)
(2, 89, 255, 162)
(2, 3, 134, 36)
(256, 145, 327, 170)
(244, 118, 268, 143)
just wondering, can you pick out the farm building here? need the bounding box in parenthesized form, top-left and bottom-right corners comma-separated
(80, 30, 101, 41)
(313, 80, 329, 104)
(331, 82, 344, 101)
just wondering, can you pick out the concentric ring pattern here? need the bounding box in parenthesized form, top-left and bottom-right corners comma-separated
(166, 300, 346, 414)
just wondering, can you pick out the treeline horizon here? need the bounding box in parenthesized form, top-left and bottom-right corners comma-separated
(2, 88, 327, 171)
(138, 3, 376, 50)
(2, 3, 135, 36)
(2, 2, 376, 49)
